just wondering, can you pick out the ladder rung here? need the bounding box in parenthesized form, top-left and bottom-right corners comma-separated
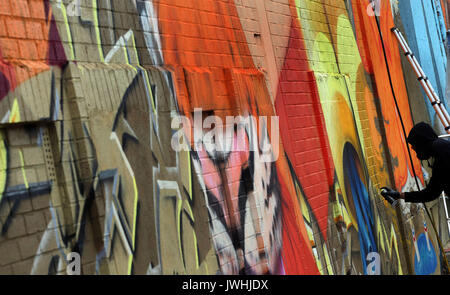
(392, 27, 450, 133)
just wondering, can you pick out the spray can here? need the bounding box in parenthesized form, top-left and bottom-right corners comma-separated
(381, 188, 399, 208)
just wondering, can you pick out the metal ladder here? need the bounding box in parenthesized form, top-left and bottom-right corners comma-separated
(392, 27, 450, 134)
(439, 134, 450, 243)
(441, 193, 450, 240)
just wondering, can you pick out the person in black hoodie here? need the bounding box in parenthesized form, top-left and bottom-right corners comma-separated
(381, 122, 450, 204)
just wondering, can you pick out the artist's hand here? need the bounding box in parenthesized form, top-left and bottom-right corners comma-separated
(380, 187, 400, 204)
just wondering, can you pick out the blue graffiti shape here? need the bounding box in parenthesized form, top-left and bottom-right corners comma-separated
(414, 233, 437, 275)
(343, 143, 377, 274)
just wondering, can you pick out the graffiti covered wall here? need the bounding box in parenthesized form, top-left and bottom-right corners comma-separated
(0, 0, 448, 275)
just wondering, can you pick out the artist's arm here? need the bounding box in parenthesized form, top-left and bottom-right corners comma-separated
(401, 164, 445, 203)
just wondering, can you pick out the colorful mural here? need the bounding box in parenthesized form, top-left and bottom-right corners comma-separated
(398, 0, 448, 131)
(0, 0, 448, 275)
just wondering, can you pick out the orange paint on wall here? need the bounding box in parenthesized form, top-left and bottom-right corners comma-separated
(156, 0, 319, 274)
(351, 0, 423, 189)
(0, 1, 66, 98)
(441, 0, 447, 28)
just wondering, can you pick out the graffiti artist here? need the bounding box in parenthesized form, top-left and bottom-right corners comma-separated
(381, 122, 450, 204)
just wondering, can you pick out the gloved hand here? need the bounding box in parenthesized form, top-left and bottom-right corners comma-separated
(380, 187, 400, 205)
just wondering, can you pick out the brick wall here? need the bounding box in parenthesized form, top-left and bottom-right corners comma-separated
(0, 0, 447, 275)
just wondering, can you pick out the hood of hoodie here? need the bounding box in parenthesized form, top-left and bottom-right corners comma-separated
(407, 122, 438, 160)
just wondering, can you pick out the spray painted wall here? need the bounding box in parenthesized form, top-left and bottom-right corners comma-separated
(398, 0, 448, 133)
(0, 0, 447, 275)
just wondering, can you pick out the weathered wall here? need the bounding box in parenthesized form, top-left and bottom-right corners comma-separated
(0, 0, 448, 275)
